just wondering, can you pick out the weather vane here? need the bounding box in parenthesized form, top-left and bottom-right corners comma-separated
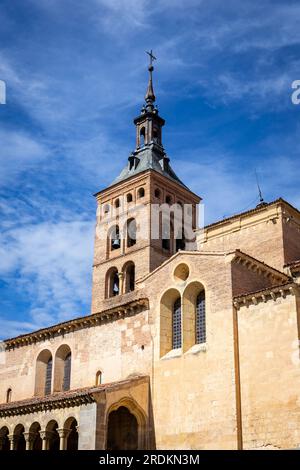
(146, 50, 157, 68)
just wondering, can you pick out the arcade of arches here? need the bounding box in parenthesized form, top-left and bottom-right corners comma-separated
(0, 417, 78, 451)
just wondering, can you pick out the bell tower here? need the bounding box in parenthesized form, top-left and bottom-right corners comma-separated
(91, 53, 201, 314)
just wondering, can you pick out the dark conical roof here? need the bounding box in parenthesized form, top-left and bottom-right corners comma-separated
(109, 143, 188, 190)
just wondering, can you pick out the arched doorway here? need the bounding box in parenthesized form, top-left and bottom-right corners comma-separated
(14, 424, 26, 451)
(0, 426, 10, 451)
(107, 406, 138, 450)
(64, 417, 78, 451)
(46, 420, 60, 451)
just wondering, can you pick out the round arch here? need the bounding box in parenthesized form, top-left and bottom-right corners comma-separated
(160, 288, 181, 357)
(0, 426, 10, 451)
(122, 260, 135, 293)
(45, 420, 59, 451)
(105, 397, 147, 450)
(13, 424, 26, 451)
(35, 349, 53, 396)
(54, 344, 72, 392)
(63, 417, 78, 451)
(105, 266, 119, 298)
(182, 281, 206, 350)
(29, 422, 42, 450)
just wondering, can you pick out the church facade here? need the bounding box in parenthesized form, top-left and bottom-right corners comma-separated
(1, 61, 300, 451)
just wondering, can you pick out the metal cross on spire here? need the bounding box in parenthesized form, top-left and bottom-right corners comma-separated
(146, 50, 156, 68)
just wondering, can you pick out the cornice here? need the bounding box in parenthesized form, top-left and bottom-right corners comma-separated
(233, 282, 298, 309)
(4, 297, 149, 350)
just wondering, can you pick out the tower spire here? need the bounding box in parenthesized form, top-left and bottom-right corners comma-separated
(145, 50, 156, 110)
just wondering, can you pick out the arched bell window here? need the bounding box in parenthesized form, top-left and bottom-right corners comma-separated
(110, 225, 120, 251)
(106, 267, 119, 298)
(123, 261, 135, 293)
(162, 216, 171, 251)
(126, 218, 136, 248)
(176, 228, 185, 252)
(140, 127, 145, 146)
(137, 187, 145, 199)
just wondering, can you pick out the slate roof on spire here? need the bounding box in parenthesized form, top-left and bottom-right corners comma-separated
(109, 144, 189, 190)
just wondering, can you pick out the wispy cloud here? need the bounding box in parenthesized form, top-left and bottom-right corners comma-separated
(1, 0, 300, 337)
(0, 219, 94, 330)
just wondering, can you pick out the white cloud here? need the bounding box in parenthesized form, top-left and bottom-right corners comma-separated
(0, 129, 48, 186)
(0, 219, 94, 329)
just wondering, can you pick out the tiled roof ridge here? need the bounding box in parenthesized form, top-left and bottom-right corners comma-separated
(234, 249, 290, 280)
(3, 297, 149, 347)
(203, 197, 300, 230)
(0, 375, 149, 416)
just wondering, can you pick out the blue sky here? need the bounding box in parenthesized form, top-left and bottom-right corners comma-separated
(1, 0, 300, 339)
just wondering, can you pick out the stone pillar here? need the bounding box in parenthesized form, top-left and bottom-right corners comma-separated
(23, 432, 36, 451)
(39, 430, 52, 451)
(57, 428, 71, 451)
(8, 434, 18, 450)
(119, 272, 124, 295)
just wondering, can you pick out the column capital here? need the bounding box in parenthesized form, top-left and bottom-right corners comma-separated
(23, 431, 37, 442)
(57, 428, 71, 439)
(39, 430, 54, 440)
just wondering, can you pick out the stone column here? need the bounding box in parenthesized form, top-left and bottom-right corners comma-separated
(8, 434, 18, 450)
(39, 430, 52, 451)
(118, 272, 124, 295)
(23, 432, 37, 451)
(57, 428, 71, 451)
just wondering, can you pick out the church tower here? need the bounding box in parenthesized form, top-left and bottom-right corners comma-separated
(91, 53, 200, 313)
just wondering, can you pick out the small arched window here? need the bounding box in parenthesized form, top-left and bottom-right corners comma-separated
(154, 188, 161, 199)
(6, 388, 12, 403)
(114, 198, 120, 209)
(172, 298, 182, 349)
(96, 370, 102, 386)
(126, 193, 133, 203)
(166, 195, 172, 205)
(140, 127, 145, 146)
(110, 225, 120, 251)
(63, 352, 72, 391)
(45, 357, 52, 395)
(137, 187, 145, 199)
(127, 218, 136, 248)
(196, 291, 206, 344)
